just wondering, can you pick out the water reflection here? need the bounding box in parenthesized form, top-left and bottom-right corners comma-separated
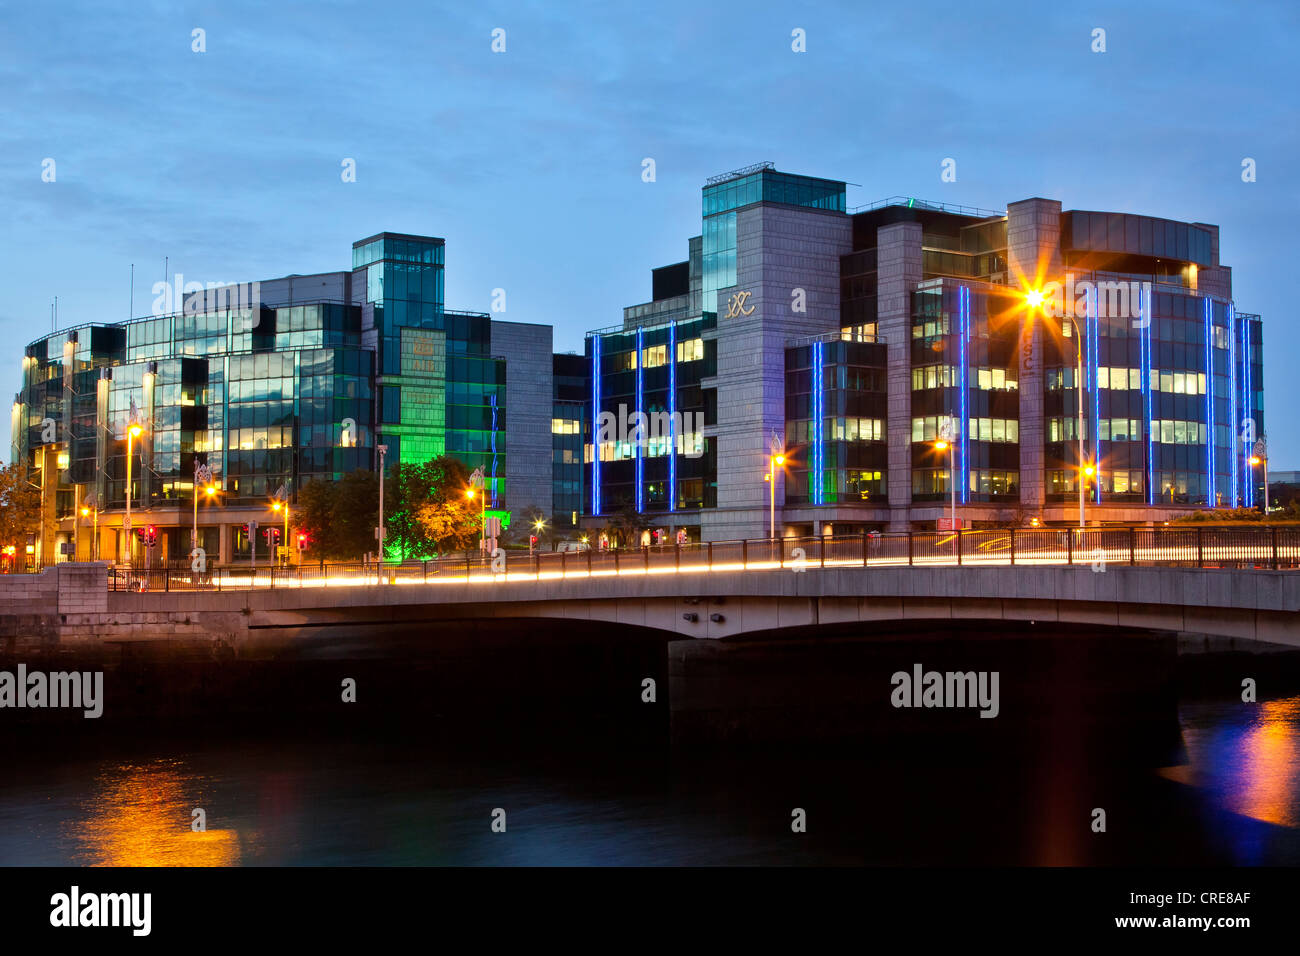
(1174, 696, 1300, 829)
(69, 759, 241, 866)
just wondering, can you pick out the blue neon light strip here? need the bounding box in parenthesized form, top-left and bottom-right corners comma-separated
(1241, 306, 1252, 507)
(812, 339, 825, 505)
(958, 286, 970, 505)
(490, 393, 499, 507)
(668, 321, 677, 513)
(1229, 305, 1238, 506)
(1089, 286, 1101, 504)
(635, 326, 644, 513)
(1142, 287, 1154, 506)
(591, 335, 601, 516)
(1203, 297, 1214, 508)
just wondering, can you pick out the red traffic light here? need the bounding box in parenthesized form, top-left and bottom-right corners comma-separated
(529, 535, 538, 547)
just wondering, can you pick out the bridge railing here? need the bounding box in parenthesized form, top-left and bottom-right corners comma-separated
(105, 525, 1300, 591)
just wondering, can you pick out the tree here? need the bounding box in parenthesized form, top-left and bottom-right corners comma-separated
(0, 462, 42, 560)
(294, 478, 338, 560)
(410, 455, 477, 555)
(331, 469, 380, 559)
(386, 456, 475, 559)
(604, 497, 647, 548)
(502, 503, 547, 548)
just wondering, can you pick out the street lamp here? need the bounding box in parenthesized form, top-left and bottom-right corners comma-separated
(1250, 453, 1268, 513)
(271, 498, 289, 566)
(125, 420, 144, 563)
(1026, 289, 1086, 529)
(193, 462, 217, 552)
(767, 453, 785, 541)
(934, 437, 956, 535)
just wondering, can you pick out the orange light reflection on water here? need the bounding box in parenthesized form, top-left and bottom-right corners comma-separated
(69, 760, 241, 866)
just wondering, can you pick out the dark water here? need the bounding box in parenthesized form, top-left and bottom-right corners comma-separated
(1, 695, 1297, 866)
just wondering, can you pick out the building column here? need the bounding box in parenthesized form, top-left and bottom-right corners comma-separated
(876, 221, 923, 531)
(219, 523, 232, 565)
(1006, 198, 1062, 517)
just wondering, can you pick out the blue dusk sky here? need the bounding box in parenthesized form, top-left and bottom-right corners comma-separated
(3, 1, 1298, 460)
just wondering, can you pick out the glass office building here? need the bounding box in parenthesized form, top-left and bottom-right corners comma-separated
(583, 165, 1267, 541)
(12, 233, 548, 565)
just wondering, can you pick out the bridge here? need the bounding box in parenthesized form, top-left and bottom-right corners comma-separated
(3, 526, 1293, 649)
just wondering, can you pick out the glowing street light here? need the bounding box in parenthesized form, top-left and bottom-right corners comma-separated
(934, 436, 956, 536)
(767, 453, 786, 541)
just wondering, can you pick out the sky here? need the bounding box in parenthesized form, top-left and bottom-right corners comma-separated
(3, 0, 1298, 461)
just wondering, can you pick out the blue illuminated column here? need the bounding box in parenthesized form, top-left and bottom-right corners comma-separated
(1141, 287, 1154, 506)
(635, 326, 644, 513)
(1229, 305, 1238, 506)
(1240, 305, 1253, 507)
(958, 286, 970, 505)
(668, 321, 677, 513)
(1203, 298, 1215, 507)
(812, 339, 825, 505)
(591, 335, 601, 517)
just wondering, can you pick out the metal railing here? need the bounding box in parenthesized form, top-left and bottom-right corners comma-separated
(104, 526, 1300, 592)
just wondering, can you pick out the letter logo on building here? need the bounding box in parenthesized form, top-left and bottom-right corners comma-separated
(790, 547, 807, 573)
(191, 27, 206, 52)
(41, 158, 56, 182)
(724, 291, 755, 318)
(340, 417, 356, 447)
(341, 157, 356, 183)
(40, 418, 56, 443)
(1090, 27, 1106, 53)
(791, 28, 806, 53)
(941, 157, 957, 182)
(641, 157, 656, 182)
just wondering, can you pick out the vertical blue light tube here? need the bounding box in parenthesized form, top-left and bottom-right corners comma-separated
(591, 335, 601, 517)
(635, 326, 644, 513)
(1241, 306, 1252, 507)
(958, 286, 970, 505)
(1229, 306, 1238, 506)
(1203, 298, 1214, 507)
(812, 339, 825, 505)
(1142, 287, 1154, 505)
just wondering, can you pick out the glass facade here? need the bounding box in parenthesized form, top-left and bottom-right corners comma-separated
(785, 339, 888, 505)
(14, 232, 530, 563)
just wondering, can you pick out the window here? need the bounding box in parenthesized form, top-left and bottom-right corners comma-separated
(551, 418, 580, 434)
(676, 338, 704, 363)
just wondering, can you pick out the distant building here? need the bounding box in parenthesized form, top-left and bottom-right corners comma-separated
(12, 233, 555, 565)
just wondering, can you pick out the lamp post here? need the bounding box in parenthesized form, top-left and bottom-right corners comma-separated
(271, 498, 289, 566)
(125, 420, 143, 563)
(767, 453, 785, 541)
(1250, 451, 1267, 513)
(193, 462, 216, 552)
(935, 437, 956, 537)
(376, 444, 388, 570)
(81, 495, 98, 561)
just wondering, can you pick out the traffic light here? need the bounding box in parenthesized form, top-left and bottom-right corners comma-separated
(297, 532, 308, 550)
(141, 525, 157, 547)
(529, 535, 538, 548)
